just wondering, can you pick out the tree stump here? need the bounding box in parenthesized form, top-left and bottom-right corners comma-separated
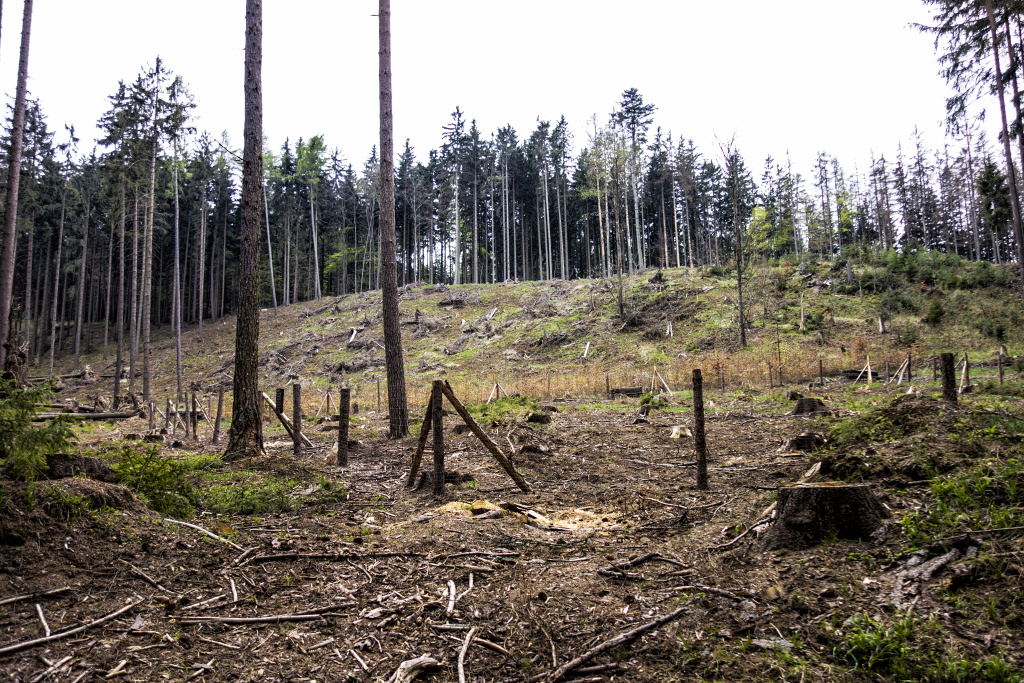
(761, 483, 887, 551)
(791, 397, 826, 415)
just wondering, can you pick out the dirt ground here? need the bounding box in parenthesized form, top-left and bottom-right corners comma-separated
(3, 383, 1022, 683)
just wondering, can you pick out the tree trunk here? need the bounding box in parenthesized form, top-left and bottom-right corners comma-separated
(115, 184, 125, 407)
(143, 140, 157, 402)
(0, 0, 33, 370)
(986, 0, 1024, 293)
(379, 0, 409, 438)
(761, 484, 888, 551)
(173, 142, 183, 413)
(227, 0, 266, 459)
(48, 180, 67, 377)
(128, 192, 139, 393)
(263, 173, 276, 315)
(22, 218, 34, 366)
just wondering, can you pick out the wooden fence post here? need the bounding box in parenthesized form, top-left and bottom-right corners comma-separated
(213, 388, 224, 445)
(406, 393, 434, 487)
(149, 401, 155, 432)
(167, 399, 173, 432)
(906, 353, 912, 384)
(293, 384, 302, 456)
(431, 380, 444, 496)
(337, 386, 350, 467)
(693, 369, 708, 491)
(941, 353, 957, 403)
(192, 393, 199, 438)
(999, 349, 1005, 386)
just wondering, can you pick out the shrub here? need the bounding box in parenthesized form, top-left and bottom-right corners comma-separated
(923, 298, 945, 325)
(112, 444, 199, 518)
(0, 382, 76, 481)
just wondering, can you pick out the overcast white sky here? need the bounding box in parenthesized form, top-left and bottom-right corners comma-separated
(0, 0, 992, 181)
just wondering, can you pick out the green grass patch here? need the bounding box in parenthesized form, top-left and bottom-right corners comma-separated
(202, 474, 299, 515)
(830, 612, 1020, 682)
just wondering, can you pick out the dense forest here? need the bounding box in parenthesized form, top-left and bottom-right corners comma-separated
(2, 1, 1024, 399)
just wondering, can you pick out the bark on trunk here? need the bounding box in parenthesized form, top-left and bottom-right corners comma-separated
(761, 484, 887, 551)
(0, 0, 34, 370)
(379, 0, 409, 438)
(226, 0, 266, 458)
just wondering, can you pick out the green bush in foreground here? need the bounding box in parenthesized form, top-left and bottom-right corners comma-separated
(112, 445, 199, 518)
(0, 382, 76, 480)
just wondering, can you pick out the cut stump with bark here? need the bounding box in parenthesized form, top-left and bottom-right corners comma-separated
(791, 398, 827, 415)
(761, 483, 887, 551)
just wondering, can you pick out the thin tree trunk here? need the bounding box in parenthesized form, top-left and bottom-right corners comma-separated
(73, 199, 90, 371)
(173, 141, 184, 415)
(142, 138, 156, 402)
(0, 0, 33, 369)
(986, 0, 1024, 292)
(22, 219, 33, 365)
(263, 173, 277, 315)
(129, 192, 139, 392)
(48, 182, 66, 377)
(115, 184, 125, 407)
(103, 206, 114, 360)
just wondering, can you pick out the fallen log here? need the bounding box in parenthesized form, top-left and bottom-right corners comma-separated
(32, 411, 139, 421)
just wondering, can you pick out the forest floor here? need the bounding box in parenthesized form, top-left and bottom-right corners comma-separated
(3, 264, 1024, 681)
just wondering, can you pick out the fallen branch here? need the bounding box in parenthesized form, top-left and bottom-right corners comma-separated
(179, 603, 354, 625)
(163, 517, 243, 551)
(0, 586, 73, 607)
(596, 553, 685, 578)
(458, 627, 478, 683)
(544, 604, 689, 682)
(0, 600, 139, 656)
(251, 551, 424, 563)
(669, 584, 746, 601)
(706, 516, 772, 551)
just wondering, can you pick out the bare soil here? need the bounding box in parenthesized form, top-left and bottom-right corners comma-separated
(2, 386, 1022, 682)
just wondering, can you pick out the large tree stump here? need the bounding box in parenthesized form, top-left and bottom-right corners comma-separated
(761, 483, 887, 551)
(791, 397, 827, 415)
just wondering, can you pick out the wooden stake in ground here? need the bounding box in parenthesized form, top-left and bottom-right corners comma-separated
(999, 348, 1005, 385)
(213, 388, 224, 445)
(431, 380, 444, 496)
(406, 394, 434, 486)
(261, 392, 313, 447)
(337, 386, 350, 467)
(959, 351, 970, 394)
(941, 352, 957, 403)
(149, 401, 155, 432)
(293, 383, 302, 455)
(693, 369, 708, 491)
(819, 359, 824, 387)
(440, 381, 531, 492)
